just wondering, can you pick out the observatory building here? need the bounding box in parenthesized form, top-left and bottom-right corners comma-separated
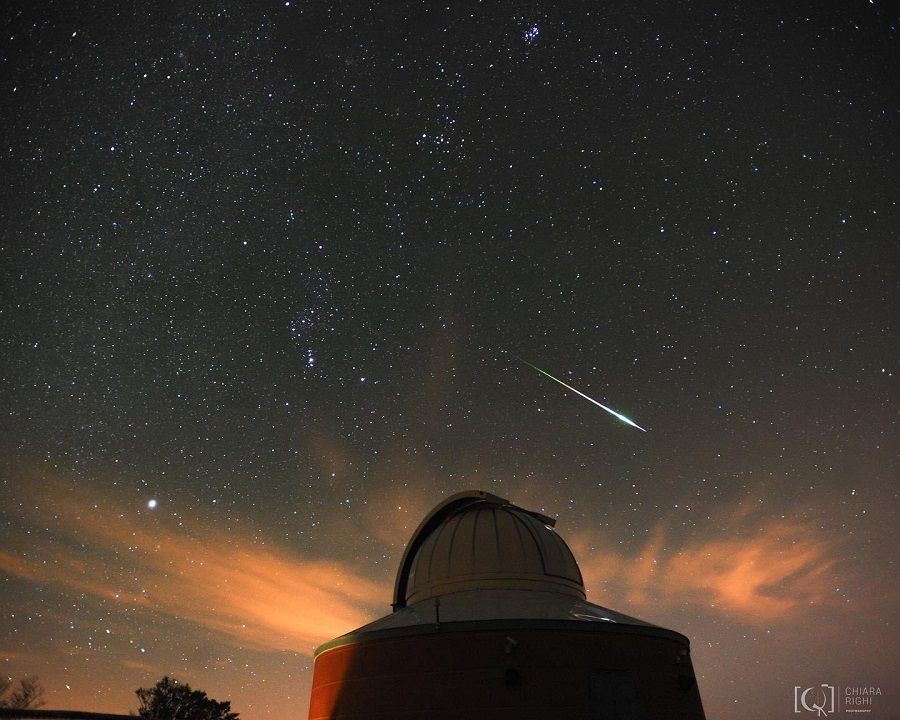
(308, 491, 705, 719)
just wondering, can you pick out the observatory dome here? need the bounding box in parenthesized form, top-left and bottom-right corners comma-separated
(396, 491, 585, 607)
(310, 490, 707, 720)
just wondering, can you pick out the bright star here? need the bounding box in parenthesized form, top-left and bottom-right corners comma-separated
(147, 499, 158, 509)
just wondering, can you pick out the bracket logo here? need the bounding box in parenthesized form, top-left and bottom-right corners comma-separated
(795, 685, 836, 716)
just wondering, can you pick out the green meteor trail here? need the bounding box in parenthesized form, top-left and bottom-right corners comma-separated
(519, 358, 647, 432)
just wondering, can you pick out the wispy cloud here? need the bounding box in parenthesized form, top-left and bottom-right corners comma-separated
(2, 463, 847, 658)
(3, 470, 389, 654)
(571, 515, 839, 624)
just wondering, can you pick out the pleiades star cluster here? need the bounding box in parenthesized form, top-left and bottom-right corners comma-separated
(0, 2, 896, 718)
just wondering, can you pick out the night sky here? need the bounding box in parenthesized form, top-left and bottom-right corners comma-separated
(1, 2, 898, 718)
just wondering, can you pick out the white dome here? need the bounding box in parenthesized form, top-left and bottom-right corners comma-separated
(394, 491, 585, 608)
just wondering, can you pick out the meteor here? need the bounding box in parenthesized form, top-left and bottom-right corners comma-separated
(518, 358, 647, 432)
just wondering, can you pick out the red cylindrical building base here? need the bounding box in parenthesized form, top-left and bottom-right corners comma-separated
(310, 622, 705, 720)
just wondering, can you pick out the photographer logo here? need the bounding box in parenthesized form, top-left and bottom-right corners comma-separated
(795, 685, 836, 716)
(794, 684, 883, 715)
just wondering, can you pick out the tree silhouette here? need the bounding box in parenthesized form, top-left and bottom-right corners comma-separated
(135, 676, 239, 720)
(0, 675, 46, 709)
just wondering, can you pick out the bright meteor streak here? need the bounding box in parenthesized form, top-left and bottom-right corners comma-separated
(519, 359, 647, 432)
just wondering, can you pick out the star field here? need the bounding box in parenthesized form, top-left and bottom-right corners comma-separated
(0, 2, 897, 718)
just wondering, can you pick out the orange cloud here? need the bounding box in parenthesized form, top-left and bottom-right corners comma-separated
(572, 516, 839, 624)
(0, 549, 38, 580)
(665, 521, 836, 618)
(4, 462, 847, 648)
(3, 471, 389, 655)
